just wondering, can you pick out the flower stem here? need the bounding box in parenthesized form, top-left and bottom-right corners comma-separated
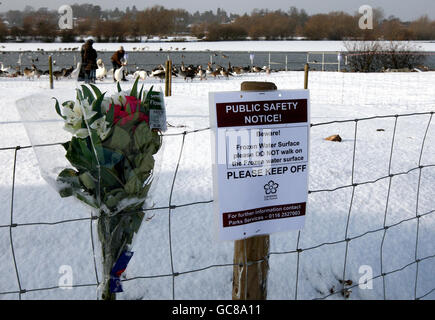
(101, 282, 116, 301)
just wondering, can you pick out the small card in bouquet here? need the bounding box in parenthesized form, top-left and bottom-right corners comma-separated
(148, 89, 167, 132)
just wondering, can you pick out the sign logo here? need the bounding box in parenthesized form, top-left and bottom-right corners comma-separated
(264, 180, 279, 200)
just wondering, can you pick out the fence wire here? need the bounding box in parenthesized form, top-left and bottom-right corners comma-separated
(0, 110, 434, 300)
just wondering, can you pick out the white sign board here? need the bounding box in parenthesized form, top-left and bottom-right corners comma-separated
(209, 89, 310, 241)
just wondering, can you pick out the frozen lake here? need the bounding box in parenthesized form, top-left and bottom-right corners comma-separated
(1, 40, 434, 73)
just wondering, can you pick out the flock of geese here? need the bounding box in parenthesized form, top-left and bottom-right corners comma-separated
(0, 60, 79, 80)
(100, 60, 271, 82)
(0, 54, 272, 82)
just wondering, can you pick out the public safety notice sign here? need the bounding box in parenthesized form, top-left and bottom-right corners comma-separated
(209, 89, 310, 241)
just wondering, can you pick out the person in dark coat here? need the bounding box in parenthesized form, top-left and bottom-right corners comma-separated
(78, 41, 87, 81)
(111, 46, 127, 81)
(82, 39, 97, 84)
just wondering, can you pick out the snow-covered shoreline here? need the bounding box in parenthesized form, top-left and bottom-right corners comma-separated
(0, 71, 434, 300)
(1, 40, 435, 52)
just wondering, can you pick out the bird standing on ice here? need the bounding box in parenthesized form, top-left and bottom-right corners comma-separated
(150, 65, 166, 82)
(70, 62, 81, 81)
(0, 62, 10, 74)
(133, 70, 147, 80)
(114, 65, 126, 82)
(96, 59, 107, 80)
(197, 65, 206, 80)
(111, 46, 127, 82)
(23, 65, 36, 80)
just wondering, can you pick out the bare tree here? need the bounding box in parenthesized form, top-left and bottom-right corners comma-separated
(0, 4, 433, 43)
(0, 19, 8, 41)
(409, 15, 435, 40)
(344, 41, 383, 72)
(344, 41, 426, 72)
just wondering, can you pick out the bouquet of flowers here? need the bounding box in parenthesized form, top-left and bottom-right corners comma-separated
(54, 79, 165, 300)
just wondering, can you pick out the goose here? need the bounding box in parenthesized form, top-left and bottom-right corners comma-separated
(228, 62, 244, 75)
(33, 65, 43, 79)
(209, 65, 224, 79)
(153, 72, 166, 82)
(197, 65, 206, 81)
(133, 70, 148, 80)
(171, 65, 179, 77)
(96, 59, 107, 80)
(210, 69, 221, 78)
(53, 68, 67, 80)
(228, 62, 234, 73)
(206, 62, 214, 76)
(178, 62, 192, 81)
(70, 62, 81, 80)
(0, 62, 10, 74)
(150, 65, 166, 81)
(114, 65, 126, 82)
(251, 66, 262, 73)
(242, 66, 251, 73)
(184, 67, 196, 81)
(151, 64, 164, 73)
(233, 66, 245, 74)
(23, 66, 36, 80)
(63, 66, 75, 78)
(184, 63, 198, 81)
(220, 67, 233, 79)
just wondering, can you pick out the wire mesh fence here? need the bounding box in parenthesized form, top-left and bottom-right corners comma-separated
(169, 71, 435, 108)
(0, 108, 434, 300)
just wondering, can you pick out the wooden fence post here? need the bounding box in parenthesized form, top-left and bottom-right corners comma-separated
(48, 55, 54, 89)
(232, 81, 277, 300)
(321, 52, 325, 72)
(304, 63, 309, 90)
(165, 59, 172, 97)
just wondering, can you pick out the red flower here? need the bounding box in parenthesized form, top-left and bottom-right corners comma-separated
(125, 96, 140, 113)
(109, 96, 149, 126)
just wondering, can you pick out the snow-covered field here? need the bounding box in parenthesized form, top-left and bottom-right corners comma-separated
(0, 69, 434, 300)
(1, 40, 435, 52)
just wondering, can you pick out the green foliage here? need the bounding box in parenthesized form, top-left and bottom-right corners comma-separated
(129, 76, 140, 99)
(56, 84, 163, 214)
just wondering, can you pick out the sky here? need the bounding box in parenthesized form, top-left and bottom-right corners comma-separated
(0, 0, 434, 21)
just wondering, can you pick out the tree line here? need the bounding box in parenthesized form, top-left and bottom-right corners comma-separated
(0, 4, 434, 42)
